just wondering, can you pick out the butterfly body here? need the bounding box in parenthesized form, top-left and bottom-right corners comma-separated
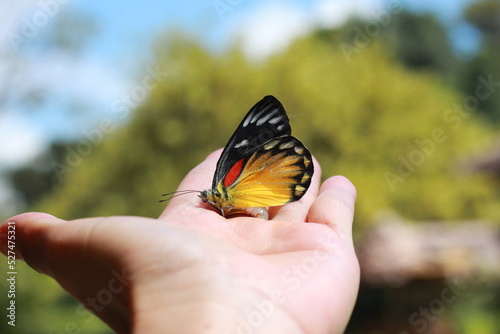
(199, 96, 314, 219)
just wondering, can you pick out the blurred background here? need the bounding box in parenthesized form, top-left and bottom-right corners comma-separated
(1, 0, 500, 333)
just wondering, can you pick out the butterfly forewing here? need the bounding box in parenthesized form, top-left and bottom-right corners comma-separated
(213, 96, 292, 189)
(221, 136, 314, 208)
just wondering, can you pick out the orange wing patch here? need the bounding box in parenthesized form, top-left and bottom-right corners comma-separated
(220, 137, 313, 208)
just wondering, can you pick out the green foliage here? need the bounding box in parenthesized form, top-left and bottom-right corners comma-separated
(36, 33, 498, 227)
(316, 11, 458, 78)
(315, 9, 500, 126)
(457, 0, 500, 125)
(450, 281, 500, 334)
(380, 12, 457, 75)
(465, 0, 500, 38)
(0, 260, 110, 333)
(456, 45, 500, 124)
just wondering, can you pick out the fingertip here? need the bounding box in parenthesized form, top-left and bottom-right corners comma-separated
(320, 175, 357, 200)
(206, 148, 223, 160)
(0, 212, 64, 271)
(1, 212, 62, 235)
(310, 155, 322, 191)
(308, 175, 357, 241)
(311, 154, 322, 177)
(3, 212, 55, 223)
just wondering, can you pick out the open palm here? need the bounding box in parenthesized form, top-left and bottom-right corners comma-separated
(0, 150, 359, 333)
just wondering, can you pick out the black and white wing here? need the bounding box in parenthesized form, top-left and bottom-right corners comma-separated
(212, 95, 292, 188)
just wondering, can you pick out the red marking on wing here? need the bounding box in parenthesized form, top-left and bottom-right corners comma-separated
(224, 158, 245, 188)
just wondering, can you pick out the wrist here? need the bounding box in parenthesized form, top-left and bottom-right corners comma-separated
(130, 264, 305, 334)
(133, 292, 305, 334)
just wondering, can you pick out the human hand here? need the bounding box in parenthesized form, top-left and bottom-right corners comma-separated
(0, 150, 359, 333)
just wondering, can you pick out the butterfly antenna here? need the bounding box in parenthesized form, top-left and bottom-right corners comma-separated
(159, 190, 200, 203)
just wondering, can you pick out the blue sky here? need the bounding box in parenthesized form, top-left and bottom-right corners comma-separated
(0, 0, 481, 213)
(73, 0, 478, 64)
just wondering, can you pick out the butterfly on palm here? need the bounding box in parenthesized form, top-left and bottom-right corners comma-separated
(162, 95, 314, 219)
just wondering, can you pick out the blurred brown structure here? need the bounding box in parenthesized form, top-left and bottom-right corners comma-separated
(346, 214, 500, 334)
(461, 138, 500, 178)
(359, 214, 500, 285)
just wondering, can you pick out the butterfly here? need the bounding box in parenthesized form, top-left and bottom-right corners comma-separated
(162, 95, 314, 219)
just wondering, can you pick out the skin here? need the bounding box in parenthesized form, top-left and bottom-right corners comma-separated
(0, 150, 359, 334)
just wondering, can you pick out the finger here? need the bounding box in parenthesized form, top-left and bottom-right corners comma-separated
(0, 213, 157, 333)
(0, 212, 155, 291)
(307, 176, 357, 242)
(271, 156, 322, 222)
(159, 149, 222, 220)
(0, 212, 64, 276)
(1, 212, 136, 278)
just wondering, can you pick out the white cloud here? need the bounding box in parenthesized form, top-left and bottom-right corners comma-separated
(0, 0, 36, 53)
(314, 0, 382, 28)
(235, 2, 313, 59)
(28, 53, 129, 106)
(0, 0, 131, 157)
(0, 112, 48, 169)
(234, 0, 382, 60)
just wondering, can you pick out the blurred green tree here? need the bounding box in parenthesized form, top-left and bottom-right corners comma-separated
(316, 11, 458, 79)
(460, 0, 500, 124)
(35, 33, 498, 227)
(465, 0, 500, 40)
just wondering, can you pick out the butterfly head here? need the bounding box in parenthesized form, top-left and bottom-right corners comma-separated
(199, 188, 229, 216)
(199, 189, 216, 205)
(160, 187, 229, 215)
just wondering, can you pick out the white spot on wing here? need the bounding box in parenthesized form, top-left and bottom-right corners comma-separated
(294, 146, 304, 154)
(251, 107, 268, 124)
(268, 115, 283, 124)
(256, 109, 279, 126)
(279, 141, 295, 149)
(243, 112, 254, 127)
(234, 139, 249, 148)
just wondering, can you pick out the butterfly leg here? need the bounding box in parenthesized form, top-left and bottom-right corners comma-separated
(244, 207, 269, 220)
(224, 207, 269, 220)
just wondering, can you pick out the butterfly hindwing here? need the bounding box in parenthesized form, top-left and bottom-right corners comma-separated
(220, 136, 313, 208)
(213, 96, 292, 189)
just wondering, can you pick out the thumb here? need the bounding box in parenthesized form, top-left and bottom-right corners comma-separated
(0, 212, 64, 277)
(307, 176, 357, 243)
